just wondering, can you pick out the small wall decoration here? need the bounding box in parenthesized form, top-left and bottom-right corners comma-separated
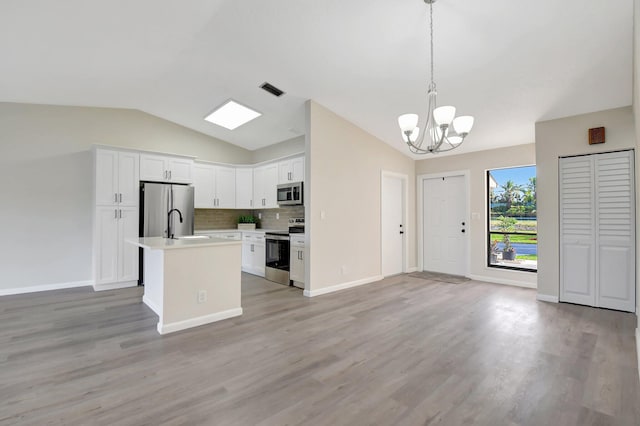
(588, 127, 605, 145)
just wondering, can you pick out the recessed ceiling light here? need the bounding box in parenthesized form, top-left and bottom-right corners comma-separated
(204, 100, 262, 130)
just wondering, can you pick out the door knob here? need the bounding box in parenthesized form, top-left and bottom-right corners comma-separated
(461, 222, 465, 226)
(461, 229, 465, 233)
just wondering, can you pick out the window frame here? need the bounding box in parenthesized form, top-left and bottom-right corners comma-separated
(486, 166, 537, 273)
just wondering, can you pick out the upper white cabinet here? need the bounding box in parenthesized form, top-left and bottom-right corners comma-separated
(95, 149, 139, 207)
(278, 156, 305, 184)
(140, 153, 193, 184)
(254, 163, 279, 209)
(236, 167, 254, 209)
(193, 163, 236, 208)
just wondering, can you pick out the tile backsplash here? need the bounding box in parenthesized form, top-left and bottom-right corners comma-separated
(194, 206, 304, 230)
(255, 206, 305, 230)
(194, 209, 252, 230)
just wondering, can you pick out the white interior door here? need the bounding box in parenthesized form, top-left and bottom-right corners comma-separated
(382, 174, 404, 276)
(423, 175, 467, 275)
(560, 150, 636, 313)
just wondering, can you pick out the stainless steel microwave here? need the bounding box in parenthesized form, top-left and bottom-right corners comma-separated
(277, 182, 303, 206)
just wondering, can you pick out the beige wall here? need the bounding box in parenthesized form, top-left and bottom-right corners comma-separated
(251, 136, 305, 164)
(306, 101, 416, 293)
(535, 106, 636, 300)
(415, 144, 537, 287)
(0, 102, 252, 291)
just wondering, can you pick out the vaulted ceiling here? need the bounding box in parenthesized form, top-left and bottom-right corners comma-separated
(0, 0, 633, 157)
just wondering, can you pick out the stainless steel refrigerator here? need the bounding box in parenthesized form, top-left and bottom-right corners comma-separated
(139, 182, 194, 284)
(141, 182, 195, 239)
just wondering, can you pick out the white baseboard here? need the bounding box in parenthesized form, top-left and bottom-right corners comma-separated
(158, 308, 243, 335)
(406, 267, 418, 273)
(0, 280, 93, 296)
(536, 294, 560, 303)
(303, 275, 383, 297)
(142, 295, 161, 316)
(468, 274, 537, 289)
(93, 280, 138, 292)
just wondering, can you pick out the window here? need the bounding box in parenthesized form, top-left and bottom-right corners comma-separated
(487, 166, 537, 272)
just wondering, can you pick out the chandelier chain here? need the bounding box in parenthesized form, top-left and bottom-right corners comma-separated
(429, 1, 434, 86)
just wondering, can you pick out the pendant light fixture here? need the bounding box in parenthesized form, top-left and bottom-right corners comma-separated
(398, 0, 474, 154)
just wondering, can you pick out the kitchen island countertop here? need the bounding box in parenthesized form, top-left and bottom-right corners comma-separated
(128, 236, 241, 251)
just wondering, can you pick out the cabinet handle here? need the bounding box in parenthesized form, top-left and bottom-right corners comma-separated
(163, 170, 167, 179)
(169, 170, 172, 180)
(114, 209, 118, 219)
(119, 193, 122, 203)
(114, 193, 118, 203)
(250, 199, 252, 207)
(119, 209, 122, 219)
(251, 244, 254, 252)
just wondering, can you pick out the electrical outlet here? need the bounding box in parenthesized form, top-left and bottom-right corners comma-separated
(321, 210, 326, 220)
(276, 213, 280, 220)
(341, 265, 347, 275)
(258, 213, 262, 219)
(197, 290, 207, 304)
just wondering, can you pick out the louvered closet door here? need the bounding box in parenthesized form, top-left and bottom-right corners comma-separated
(595, 151, 635, 312)
(560, 150, 636, 313)
(560, 156, 596, 306)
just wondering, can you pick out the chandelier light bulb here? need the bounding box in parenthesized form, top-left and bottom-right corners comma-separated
(453, 116, 474, 135)
(398, 114, 419, 133)
(448, 135, 463, 146)
(433, 106, 456, 127)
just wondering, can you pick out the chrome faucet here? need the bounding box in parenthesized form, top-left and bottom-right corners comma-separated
(167, 208, 183, 239)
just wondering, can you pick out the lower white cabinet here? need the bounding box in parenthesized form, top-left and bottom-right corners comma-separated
(241, 232, 265, 277)
(95, 206, 139, 288)
(290, 235, 305, 285)
(196, 231, 242, 240)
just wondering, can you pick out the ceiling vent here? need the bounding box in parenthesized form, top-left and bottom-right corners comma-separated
(260, 82, 285, 97)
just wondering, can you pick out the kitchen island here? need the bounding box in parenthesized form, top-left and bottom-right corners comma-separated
(127, 236, 242, 334)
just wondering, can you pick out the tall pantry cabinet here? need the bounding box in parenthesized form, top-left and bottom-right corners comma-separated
(94, 148, 140, 290)
(559, 150, 636, 312)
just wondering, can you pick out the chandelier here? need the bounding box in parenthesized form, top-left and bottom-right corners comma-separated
(398, 0, 474, 154)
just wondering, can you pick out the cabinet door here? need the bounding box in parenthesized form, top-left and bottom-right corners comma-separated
(117, 152, 140, 207)
(215, 166, 236, 208)
(236, 168, 253, 209)
(291, 157, 305, 182)
(168, 158, 193, 183)
(253, 242, 266, 277)
(118, 207, 139, 282)
(253, 167, 266, 208)
(263, 164, 279, 208)
(140, 154, 168, 182)
(95, 150, 118, 206)
(193, 164, 216, 208)
(241, 241, 253, 271)
(278, 160, 292, 184)
(290, 247, 304, 283)
(95, 207, 119, 284)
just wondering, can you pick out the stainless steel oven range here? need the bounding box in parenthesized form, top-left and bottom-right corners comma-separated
(265, 231, 290, 285)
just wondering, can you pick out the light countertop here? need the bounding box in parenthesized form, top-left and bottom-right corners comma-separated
(127, 236, 242, 250)
(195, 229, 287, 234)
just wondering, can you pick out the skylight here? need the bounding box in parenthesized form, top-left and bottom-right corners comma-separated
(204, 100, 261, 130)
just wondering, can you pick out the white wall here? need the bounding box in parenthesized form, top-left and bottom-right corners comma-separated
(306, 101, 416, 295)
(0, 102, 252, 292)
(415, 144, 537, 288)
(535, 106, 636, 300)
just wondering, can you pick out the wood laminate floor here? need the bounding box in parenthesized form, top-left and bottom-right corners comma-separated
(0, 274, 638, 425)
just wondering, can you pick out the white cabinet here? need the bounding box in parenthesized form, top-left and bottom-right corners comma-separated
(140, 153, 193, 184)
(236, 168, 254, 209)
(196, 231, 242, 240)
(241, 232, 265, 277)
(253, 163, 278, 209)
(94, 148, 140, 291)
(290, 235, 305, 286)
(95, 149, 139, 207)
(278, 156, 305, 184)
(95, 206, 139, 287)
(193, 163, 236, 208)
